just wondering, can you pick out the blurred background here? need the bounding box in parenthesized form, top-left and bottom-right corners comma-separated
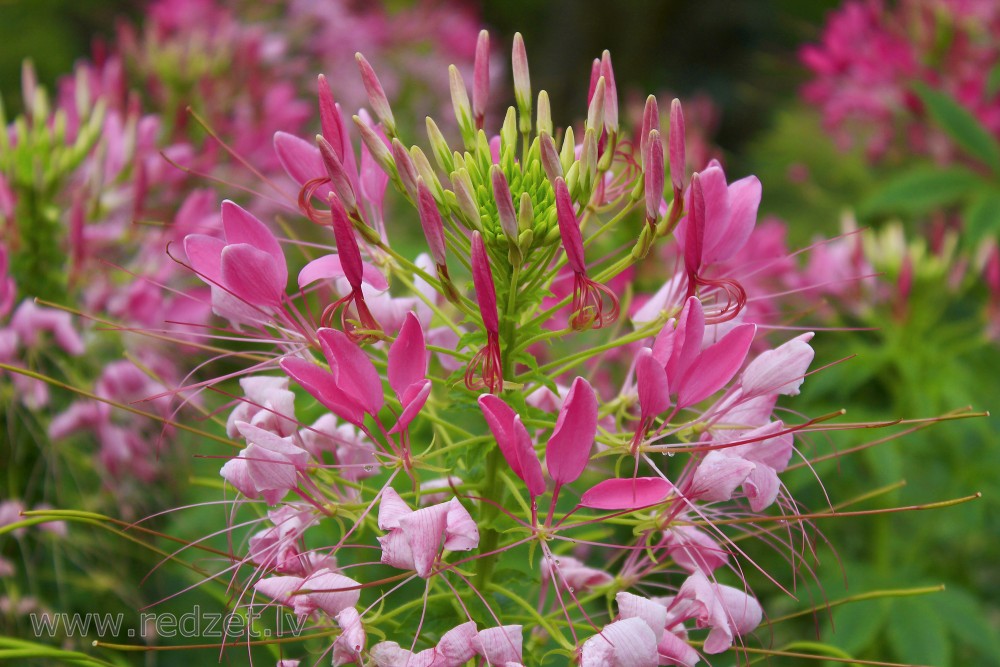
(1, 0, 997, 665)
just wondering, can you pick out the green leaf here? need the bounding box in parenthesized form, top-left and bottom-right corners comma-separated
(914, 82, 1000, 174)
(860, 164, 984, 218)
(826, 597, 889, 655)
(963, 192, 1000, 248)
(935, 586, 1000, 664)
(887, 597, 950, 666)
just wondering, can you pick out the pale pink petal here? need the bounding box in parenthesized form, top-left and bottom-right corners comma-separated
(476, 625, 522, 665)
(581, 618, 658, 667)
(399, 502, 450, 577)
(542, 555, 613, 592)
(332, 607, 365, 666)
(183, 234, 225, 283)
(274, 131, 331, 199)
(689, 451, 754, 503)
(740, 332, 815, 398)
(704, 175, 761, 265)
(301, 569, 361, 617)
(616, 591, 667, 642)
(657, 630, 700, 667)
(664, 525, 729, 575)
(443, 498, 479, 552)
(435, 621, 479, 665)
(377, 487, 412, 530)
(580, 477, 674, 510)
(221, 200, 286, 280)
(743, 464, 781, 512)
(254, 575, 304, 607)
(377, 529, 415, 571)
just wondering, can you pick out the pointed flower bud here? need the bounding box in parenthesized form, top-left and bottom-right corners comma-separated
(466, 231, 502, 394)
(554, 178, 619, 330)
(449, 65, 475, 149)
(353, 115, 393, 176)
(587, 77, 606, 135)
(645, 129, 664, 228)
(473, 29, 490, 130)
(391, 138, 419, 201)
(500, 106, 517, 156)
(511, 33, 532, 132)
(451, 169, 481, 230)
(517, 192, 534, 233)
(417, 179, 447, 268)
(539, 132, 562, 183)
(669, 98, 686, 194)
(587, 58, 601, 104)
(536, 90, 552, 137)
(560, 126, 576, 174)
(640, 95, 660, 169)
(410, 146, 443, 203)
(600, 50, 619, 134)
(317, 135, 357, 214)
(355, 53, 395, 137)
(490, 165, 518, 240)
(425, 116, 455, 173)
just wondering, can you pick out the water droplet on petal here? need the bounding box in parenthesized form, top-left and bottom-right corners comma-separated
(363, 465, 374, 472)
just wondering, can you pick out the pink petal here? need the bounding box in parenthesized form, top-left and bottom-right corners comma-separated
(616, 591, 667, 642)
(280, 357, 366, 427)
(300, 569, 361, 617)
(683, 172, 705, 274)
(254, 575, 304, 606)
(317, 328, 384, 416)
(636, 348, 670, 418)
(476, 625, 523, 665)
(743, 464, 781, 512)
(329, 195, 365, 291)
(581, 618, 659, 667)
(443, 498, 479, 552)
(740, 332, 815, 398)
(658, 630, 700, 667)
(664, 525, 729, 575)
(298, 254, 389, 291)
(243, 443, 298, 499)
(676, 323, 756, 409)
(377, 529, 414, 572)
(399, 502, 450, 577)
(542, 555, 613, 592)
(689, 451, 754, 503)
(183, 234, 224, 284)
(437, 621, 479, 665)
(666, 297, 705, 384)
(471, 232, 499, 332)
(704, 175, 761, 265)
(555, 177, 586, 273)
(377, 487, 413, 530)
(669, 99, 685, 192)
(580, 477, 674, 510)
(545, 377, 598, 487)
(715, 584, 763, 636)
(389, 379, 430, 434)
(332, 607, 365, 666)
(220, 243, 284, 307)
(221, 200, 286, 279)
(478, 395, 546, 497)
(388, 311, 428, 398)
(417, 180, 447, 266)
(274, 131, 332, 199)
(235, 422, 309, 469)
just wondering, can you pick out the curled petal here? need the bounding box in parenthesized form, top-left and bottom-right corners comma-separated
(479, 395, 545, 497)
(581, 618, 659, 667)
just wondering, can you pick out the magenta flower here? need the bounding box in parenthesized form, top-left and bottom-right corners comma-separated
(184, 200, 288, 317)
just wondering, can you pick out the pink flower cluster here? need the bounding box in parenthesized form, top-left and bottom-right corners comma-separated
(801, 0, 1000, 161)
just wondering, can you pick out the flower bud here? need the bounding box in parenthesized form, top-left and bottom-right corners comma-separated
(410, 145, 443, 204)
(473, 29, 490, 130)
(600, 50, 619, 135)
(490, 165, 518, 240)
(425, 116, 455, 174)
(511, 33, 532, 133)
(560, 125, 576, 175)
(669, 98, 686, 194)
(536, 90, 552, 138)
(355, 53, 396, 137)
(539, 132, 562, 183)
(518, 192, 534, 234)
(449, 65, 475, 150)
(391, 138, 419, 201)
(587, 77, 606, 135)
(353, 115, 393, 176)
(640, 95, 659, 169)
(451, 169, 481, 230)
(316, 134, 357, 214)
(645, 129, 664, 227)
(417, 179, 447, 267)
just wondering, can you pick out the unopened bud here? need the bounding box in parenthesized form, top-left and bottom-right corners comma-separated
(355, 53, 396, 137)
(669, 98, 686, 194)
(451, 169, 481, 230)
(449, 65, 475, 150)
(587, 77, 606, 135)
(474, 29, 490, 130)
(560, 126, 576, 175)
(645, 129, 665, 227)
(317, 134, 357, 213)
(392, 138, 419, 200)
(410, 146, 444, 204)
(512, 33, 532, 134)
(539, 132, 562, 183)
(600, 50, 619, 135)
(536, 90, 552, 137)
(518, 192, 534, 233)
(491, 164, 518, 240)
(425, 117, 455, 173)
(641, 95, 660, 169)
(353, 115, 394, 176)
